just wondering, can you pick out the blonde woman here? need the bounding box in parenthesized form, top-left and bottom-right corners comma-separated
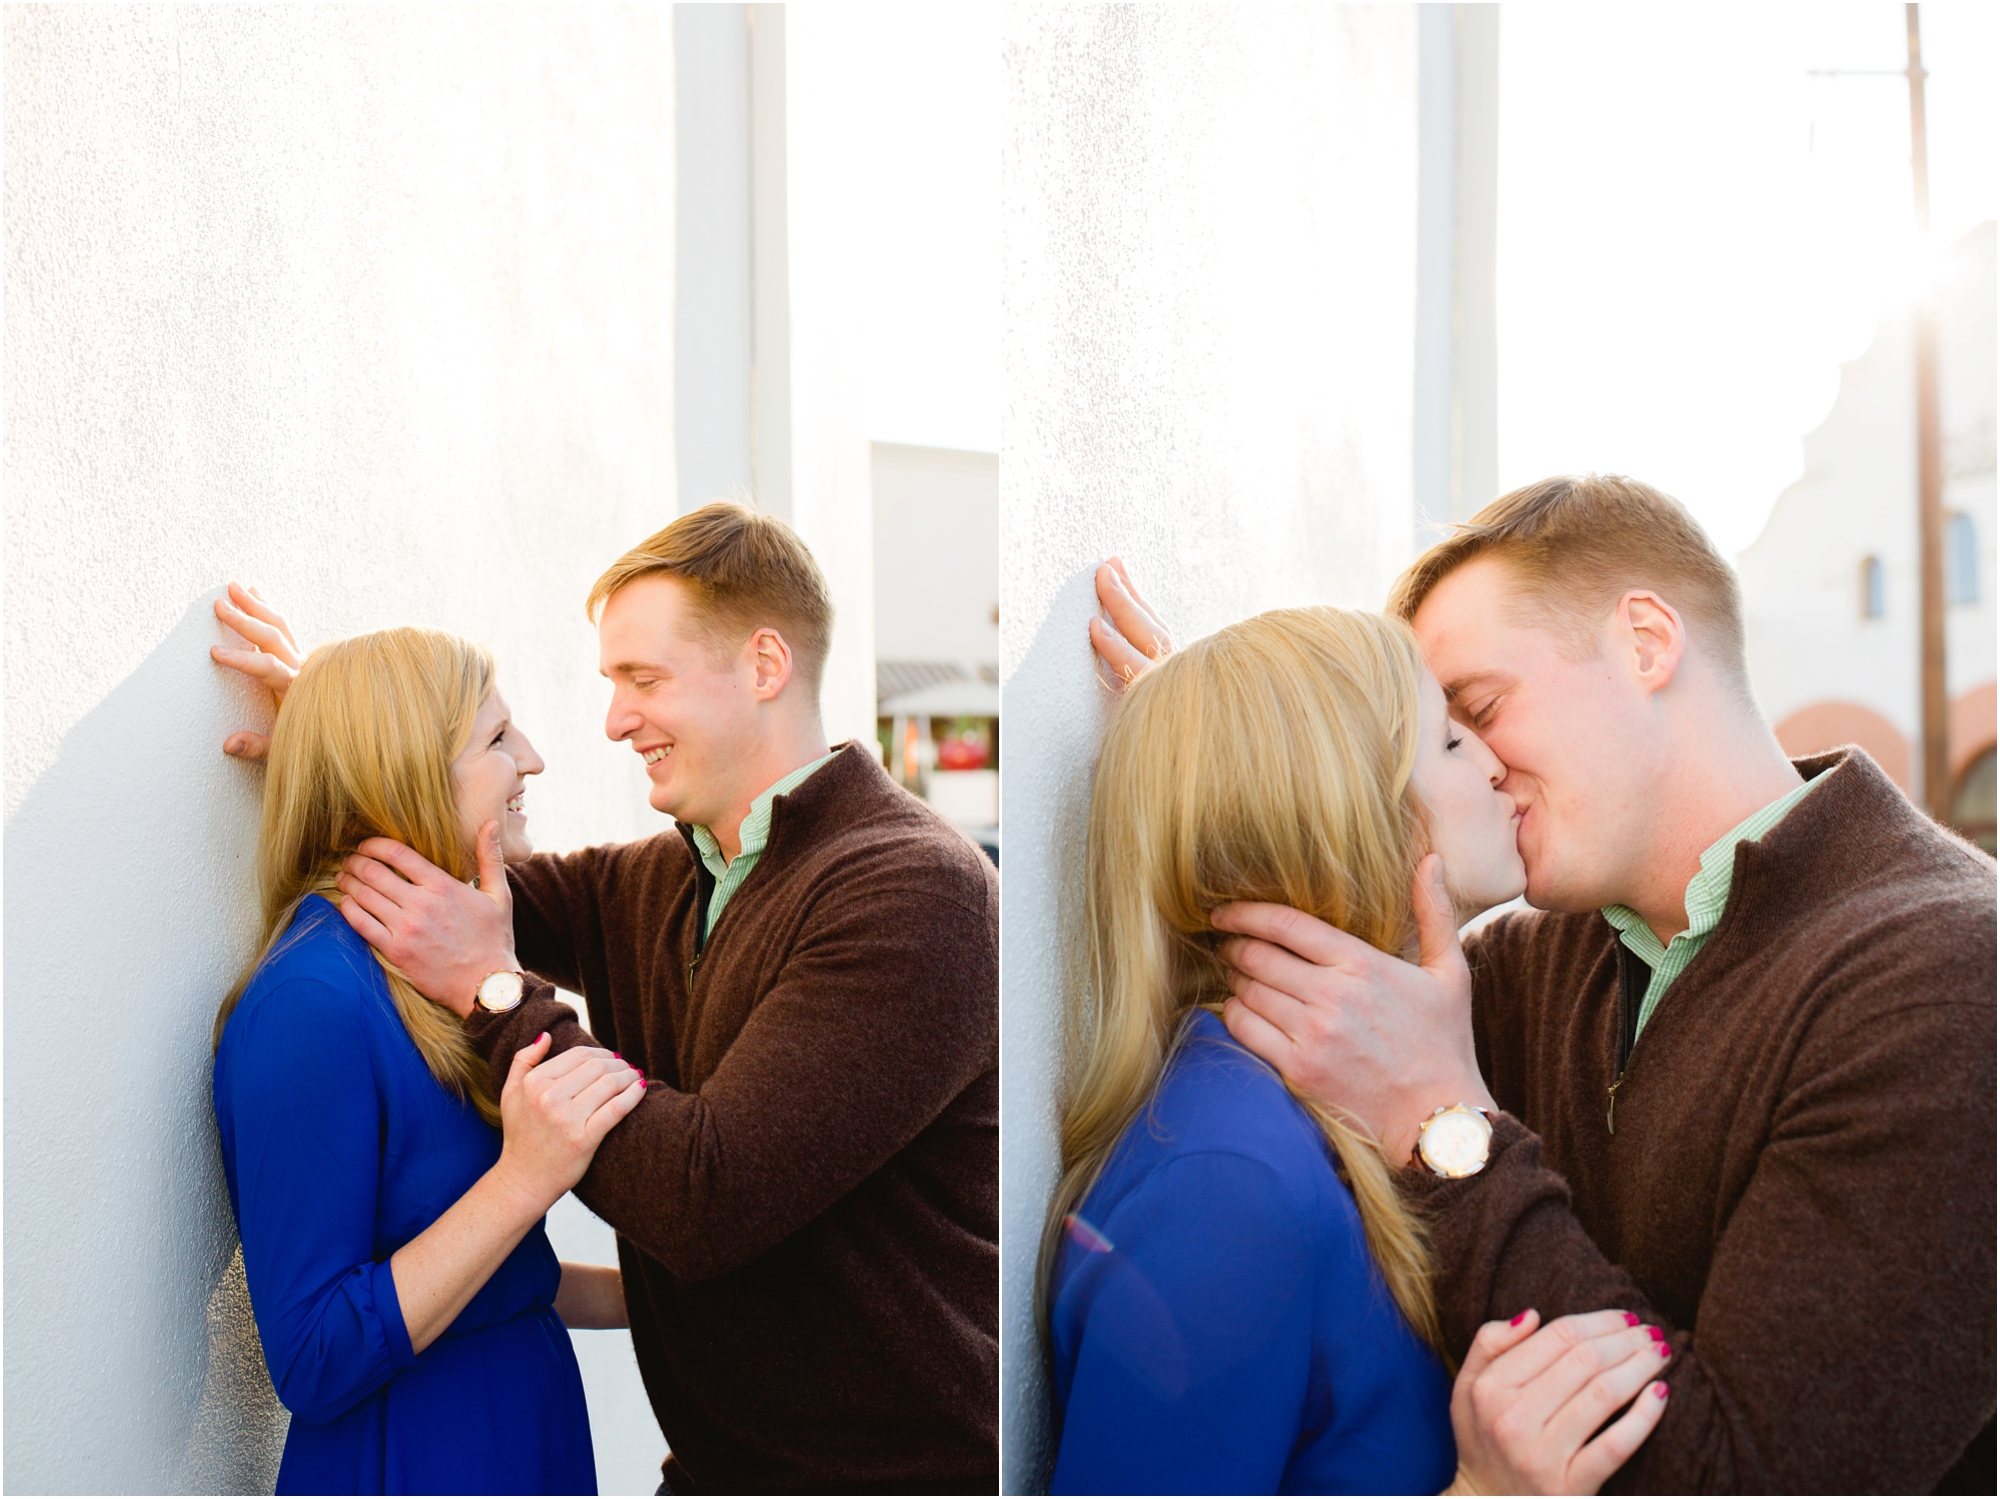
(211, 603, 642, 1494)
(1045, 602, 1666, 1494)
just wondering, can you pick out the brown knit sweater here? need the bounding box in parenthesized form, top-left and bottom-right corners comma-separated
(1403, 748, 1996, 1494)
(459, 742, 999, 1495)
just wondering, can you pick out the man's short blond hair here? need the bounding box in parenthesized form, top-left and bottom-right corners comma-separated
(1388, 474, 1751, 691)
(587, 501, 834, 692)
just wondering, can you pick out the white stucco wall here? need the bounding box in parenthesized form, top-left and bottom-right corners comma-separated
(999, 6, 1424, 1489)
(4, 7, 681, 1491)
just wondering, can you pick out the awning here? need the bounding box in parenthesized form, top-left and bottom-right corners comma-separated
(878, 678, 1000, 719)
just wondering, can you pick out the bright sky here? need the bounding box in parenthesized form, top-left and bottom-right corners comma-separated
(787, 4, 1994, 535)
(787, 4, 1000, 456)
(1497, 1, 1998, 553)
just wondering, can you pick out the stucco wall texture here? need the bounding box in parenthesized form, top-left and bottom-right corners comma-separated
(5, 7, 677, 1491)
(999, 7, 1423, 1490)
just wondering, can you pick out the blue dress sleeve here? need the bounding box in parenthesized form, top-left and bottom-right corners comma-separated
(1051, 1151, 1317, 1495)
(220, 977, 419, 1425)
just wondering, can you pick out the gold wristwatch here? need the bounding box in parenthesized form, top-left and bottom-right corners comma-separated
(1413, 1103, 1493, 1178)
(475, 970, 525, 1013)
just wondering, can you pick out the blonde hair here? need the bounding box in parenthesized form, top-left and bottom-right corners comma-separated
(1040, 606, 1443, 1355)
(585, 500, 834, 693)
(213, 628, 501, 1127)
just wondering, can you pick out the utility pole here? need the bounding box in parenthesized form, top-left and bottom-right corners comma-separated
(1906, 4, 1950, 820)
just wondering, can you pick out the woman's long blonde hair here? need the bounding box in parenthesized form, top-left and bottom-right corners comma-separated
(1041, 605, 1443, 1352)
(214, 627, 501, 1127)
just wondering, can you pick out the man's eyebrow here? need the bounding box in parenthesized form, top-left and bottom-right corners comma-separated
(602, 660, 668, 678)
(1442, 670, 1506, 703)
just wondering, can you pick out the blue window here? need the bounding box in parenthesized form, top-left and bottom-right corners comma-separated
(1861, 555, 1885, 619)
(1948, 512, 1979, 605)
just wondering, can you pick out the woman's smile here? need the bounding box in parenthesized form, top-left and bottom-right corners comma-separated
(453, 686, 546, 862)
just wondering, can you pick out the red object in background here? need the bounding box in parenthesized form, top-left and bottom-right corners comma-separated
(937, 735, 988, 771)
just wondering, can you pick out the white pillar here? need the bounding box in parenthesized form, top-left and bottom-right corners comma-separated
(1415, 3, 1502, 539)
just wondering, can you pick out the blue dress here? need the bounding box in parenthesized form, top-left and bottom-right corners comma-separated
(1048, 1011, 1456, 1495)
(213, 895, 596, 1495)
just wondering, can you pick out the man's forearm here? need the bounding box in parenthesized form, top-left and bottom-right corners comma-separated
(1404, 1113, 1991, 1493)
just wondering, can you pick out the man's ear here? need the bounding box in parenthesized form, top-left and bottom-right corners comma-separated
(1617, 591, 1685, 694)
(747, 627, 794, 701)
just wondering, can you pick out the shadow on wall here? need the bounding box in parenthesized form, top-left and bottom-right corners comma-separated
(4, 591, 289, 1494)
(999, 562, 1121, 1496)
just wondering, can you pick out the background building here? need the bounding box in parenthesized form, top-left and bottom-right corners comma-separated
(1737, 223, 1996, 848)
(873, 442, 1000, 853)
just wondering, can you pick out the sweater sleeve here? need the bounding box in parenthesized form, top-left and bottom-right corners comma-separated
(219, 979, 419, 1425)
(1400, 995, 1997, 1493)
(1050, 1153, 1315, 1496)
(462, 877, 997, 1281)
(504, 847, 609, 997)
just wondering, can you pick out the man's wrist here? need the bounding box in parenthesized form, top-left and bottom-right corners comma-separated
(437, 951, 519, 1019)
(1394, 1079, 1498, 1164)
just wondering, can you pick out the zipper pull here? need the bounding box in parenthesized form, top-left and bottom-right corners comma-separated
(686, 951, 701, 991)
(1607, 1074, 1624, 1135)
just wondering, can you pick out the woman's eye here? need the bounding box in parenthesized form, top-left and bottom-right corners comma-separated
(1445, 734, 1462, 752)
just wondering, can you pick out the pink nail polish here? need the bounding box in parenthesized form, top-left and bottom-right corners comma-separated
(1622, 1312, 1639, 1327)
(1653, 1382, 1668, 1399)
(1509, 1309, 1529, 1327)
(1647, 1326, 1665, 1342)
(1658, 1343, 1671, 1358)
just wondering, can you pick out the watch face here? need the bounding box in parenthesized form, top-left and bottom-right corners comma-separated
(478, 971, 524, 1013)
(1422, 1110, 1491, 1178)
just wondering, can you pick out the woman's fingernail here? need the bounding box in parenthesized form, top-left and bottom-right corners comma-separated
(538, 1032, 549, 1043)
(613, 1052, 622, 1059)
(1648, 1326, 1665, 1342)
(1622, 1312, 1640, 1327)
(1509, 1309, 1529, 1327)
(1658, 1343, 1672, 1358)
(1653, 1382, 1669, 1399)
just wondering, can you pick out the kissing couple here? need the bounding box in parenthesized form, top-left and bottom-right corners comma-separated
(1044, 473, 1994, 1495)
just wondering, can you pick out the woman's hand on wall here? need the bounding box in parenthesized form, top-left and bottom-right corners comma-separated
(1446, 1308, 1669, 1495)
(495, 1033, 646, 1210)
(1089, 557, 1175, 686)
(211, 582, 301, 761)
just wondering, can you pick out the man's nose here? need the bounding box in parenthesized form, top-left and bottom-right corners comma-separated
(605, 697, 638, 742)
